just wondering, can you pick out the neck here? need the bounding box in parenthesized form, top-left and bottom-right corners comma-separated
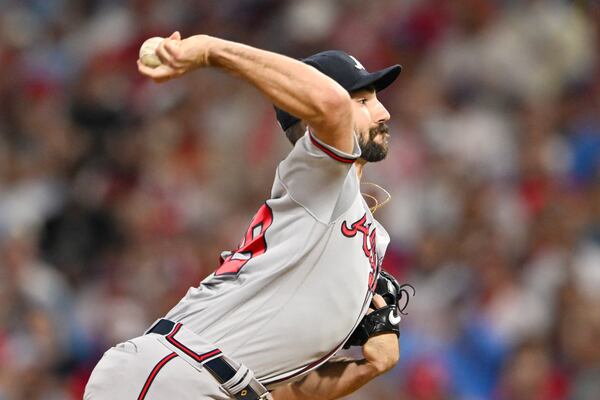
(355, 159, 366, 180)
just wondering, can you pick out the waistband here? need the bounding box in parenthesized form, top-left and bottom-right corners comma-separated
(146, 319, 272, 400)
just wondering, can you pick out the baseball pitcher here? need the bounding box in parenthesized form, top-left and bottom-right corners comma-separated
(84, 31, 412, 400)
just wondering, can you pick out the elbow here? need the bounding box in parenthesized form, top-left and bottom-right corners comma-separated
(311, 85, 352, 126)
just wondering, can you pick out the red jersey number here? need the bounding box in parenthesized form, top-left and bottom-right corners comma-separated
(215, 204, 274, 276)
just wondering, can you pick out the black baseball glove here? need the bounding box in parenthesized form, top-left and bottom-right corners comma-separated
(343, 270, 415, 349)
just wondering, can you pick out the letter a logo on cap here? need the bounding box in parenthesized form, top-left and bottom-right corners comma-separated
(349, 55, 365, 70)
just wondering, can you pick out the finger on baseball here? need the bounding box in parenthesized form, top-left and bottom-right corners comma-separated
(155, 41, 172, 66)
(137, 59, 160, 76)
(169, 31, 181, 40)
(137, 59, 154, 76)
(163, 40, 183, 63)
(137, 60, 173, 81)
(372, 294, 386, 309)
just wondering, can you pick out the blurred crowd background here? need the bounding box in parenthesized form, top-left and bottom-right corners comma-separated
(1, 0, 600, 399)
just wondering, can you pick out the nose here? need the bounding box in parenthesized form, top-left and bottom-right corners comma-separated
(374, 100, 390, 124)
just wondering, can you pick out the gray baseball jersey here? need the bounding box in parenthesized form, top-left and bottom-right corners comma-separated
(165, 131, 390, 385)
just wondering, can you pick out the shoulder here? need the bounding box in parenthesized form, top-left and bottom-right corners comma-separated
(290, 130, 361, 165)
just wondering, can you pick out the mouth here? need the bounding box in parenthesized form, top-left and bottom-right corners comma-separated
(366, 124, 390, 146)
(375, 131, 389, 144)
(371, 125, 389, 137)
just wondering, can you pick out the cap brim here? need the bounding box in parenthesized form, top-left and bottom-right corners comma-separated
(350, 64, 402, 93)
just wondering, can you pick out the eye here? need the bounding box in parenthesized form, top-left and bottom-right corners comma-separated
(358, 98, 368, 105)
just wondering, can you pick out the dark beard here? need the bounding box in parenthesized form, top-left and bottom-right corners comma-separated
(358, 124, 389, 162)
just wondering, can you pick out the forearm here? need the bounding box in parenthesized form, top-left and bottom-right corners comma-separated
(270, 358, 384, 400)
(139, 33, 354, 150)
(199, 36, 353, 151)
(271, 301, 401, 400)
(205, 37, 349, 127)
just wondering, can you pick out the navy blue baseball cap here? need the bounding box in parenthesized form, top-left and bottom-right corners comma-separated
(275, 50, 401, 131)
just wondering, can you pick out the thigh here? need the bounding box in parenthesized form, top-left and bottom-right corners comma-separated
(149, 355, 231, 400)
(84, 336, 230, 400)
(84, 339, 151, 400)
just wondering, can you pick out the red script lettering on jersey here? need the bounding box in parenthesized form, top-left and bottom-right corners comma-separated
(341, 213, 378, 291)
(215, 203, 274, 276)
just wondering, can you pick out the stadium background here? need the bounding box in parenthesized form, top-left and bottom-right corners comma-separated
(1, 0, 600, 399)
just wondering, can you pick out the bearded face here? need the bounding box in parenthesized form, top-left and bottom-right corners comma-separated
(358, 123, 390, 162)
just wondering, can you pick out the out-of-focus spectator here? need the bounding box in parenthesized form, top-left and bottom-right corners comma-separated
(497, 338, 568, 400)
(1, 1, 600, 399)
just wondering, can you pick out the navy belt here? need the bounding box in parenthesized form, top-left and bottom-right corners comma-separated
(147, 319, 263, 400)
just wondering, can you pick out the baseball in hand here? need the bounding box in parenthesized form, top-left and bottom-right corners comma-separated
(139, 37, 164, 68)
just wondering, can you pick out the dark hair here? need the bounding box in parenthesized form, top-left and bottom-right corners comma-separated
(284, 121, 307, 145)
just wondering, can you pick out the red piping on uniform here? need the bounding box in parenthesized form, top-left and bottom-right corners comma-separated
(137, 352, 178, 400)
(309, 133, 356, 164)
(264, 343, 343, 385)
(166, 323, 222, 363)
